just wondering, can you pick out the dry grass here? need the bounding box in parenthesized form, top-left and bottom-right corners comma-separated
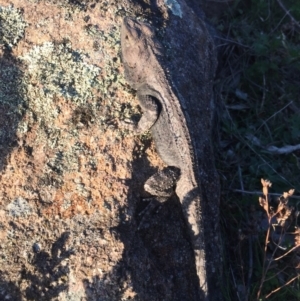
(215, 0, 300, 299)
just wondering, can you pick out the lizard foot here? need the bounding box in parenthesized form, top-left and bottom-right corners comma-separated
(138, 167, 180, 230)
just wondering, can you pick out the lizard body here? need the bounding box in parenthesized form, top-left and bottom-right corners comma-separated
(121, 16, 218, 300)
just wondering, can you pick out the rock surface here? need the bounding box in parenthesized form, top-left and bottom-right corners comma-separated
(0, 1, 220, 300)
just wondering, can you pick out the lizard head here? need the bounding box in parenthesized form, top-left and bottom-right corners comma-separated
(121, 17, 155, 54)
(121, 17, 160, 87)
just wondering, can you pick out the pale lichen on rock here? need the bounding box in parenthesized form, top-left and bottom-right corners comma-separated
(0, 5, 27, 47)
(0, 56, 25, 110)
(17, 40, 103, 143)
(22, 41, 101, 104)
(6, 197, 33, 217)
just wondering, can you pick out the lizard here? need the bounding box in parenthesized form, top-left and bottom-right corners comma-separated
(121, 16, 219, 300)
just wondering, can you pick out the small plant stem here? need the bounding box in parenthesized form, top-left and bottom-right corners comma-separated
(214, 36, 250, 48)
(256, 212, 272, 300)
(230, 266, 242, 301)
(257, 222, 287, 300)
(265, 274, 300, 299)
(256, 101, 293, 132)
(242, 139, 293, 187)
(276, 0, 300, 30)
(273, 245, 299, 261)
(264, 265, 288, 282)
(260, 74, 266, 110)
(238, 165, 244, 191)
(232, 189, 300, 200)
(246, 234, 253, 301)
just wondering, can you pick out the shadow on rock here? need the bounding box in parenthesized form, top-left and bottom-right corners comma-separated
(0, 272, 22, 301)
(0, 48, 26, 171)
(21, 232, 73, 300)
(84, 144, 201, 301)
(0, 232, 73, 300)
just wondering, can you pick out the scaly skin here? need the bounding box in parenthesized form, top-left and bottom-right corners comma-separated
(121, 16, 215, 300)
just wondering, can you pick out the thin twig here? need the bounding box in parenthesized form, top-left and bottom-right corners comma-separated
(257, 223, 286, 300)
(264, 265, 288, 282)
(238, 165, 244, 191)
(232, 189, 300, 200)
(214, 36, 250, 48)
(260, 73, 266, 110)
(276, 0, 300, 30)
(259, 120, 273, 140)
(230, 265, 242, 301)
(246, 233, 253, 301)
(224, 98, 295, 186)
(271, 10, 289, 34)
(256, 101, 293, 132)
(265, 274, 300, 299)
(265, 143, 300, 155)
(257, 214, 271, 300)
(274, 245, 299, 261)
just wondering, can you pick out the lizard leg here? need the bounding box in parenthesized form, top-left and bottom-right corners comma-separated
(138, 198, 164, 230)
(123, 94, 160, 134)
(138, 167, 180, 230)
